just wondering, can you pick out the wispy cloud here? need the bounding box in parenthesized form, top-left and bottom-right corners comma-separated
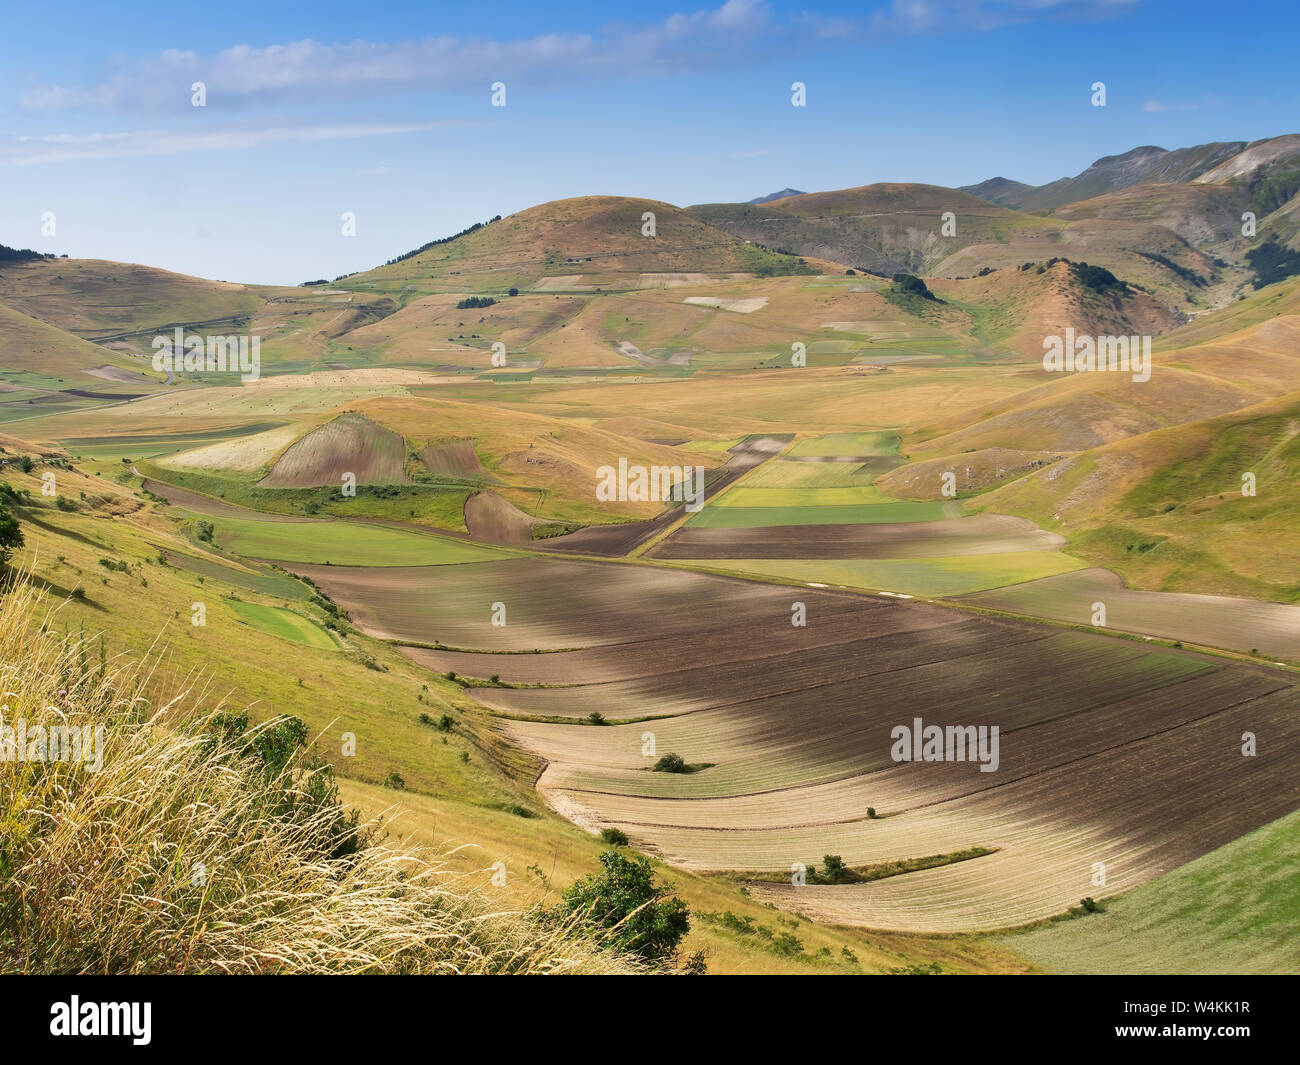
(0, 120, 470, 165)
(21, 0, 1140, 114)
(799, 0, 1139, 39)
(1142, 98, 1202, 114)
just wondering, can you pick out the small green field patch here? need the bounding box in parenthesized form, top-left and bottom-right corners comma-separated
(715, 485, 894, 508)
(227, 600, 337, 649)
(786, 432, 900, 458)
(688, 500, 953, 527)
(198, 514, 512, 567)
(676, 551, 1088, 597)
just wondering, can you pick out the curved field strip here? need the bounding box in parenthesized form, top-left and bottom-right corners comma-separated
(214, 516, 509, 567)
(157, 423, 302, 473)
(960, 567, 1300, 661)
(60, 422, 287, 462)
(686, 500, 957, 528)
(666, 552, 1088, 597)
(397, 600, 941, 685)
(259, 412, 409, 488)
(651, 514, 1065, 560)
(227, 600, 337, 649)
(291, 556, 846, 650)
(507, 634, 1214, 798)
(143, 478, 316, 522)
(473, 618, 1026, 720)
(160, 549, 308, 600)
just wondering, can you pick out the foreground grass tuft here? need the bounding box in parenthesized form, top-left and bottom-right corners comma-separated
(0, 578, 644, 975)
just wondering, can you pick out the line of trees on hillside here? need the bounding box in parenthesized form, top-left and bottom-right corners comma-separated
(0, 243, 56, 263)
(384, 215, 504, 266)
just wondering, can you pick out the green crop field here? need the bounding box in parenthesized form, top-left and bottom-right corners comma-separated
(687, 500, 954, 527)
(164, 550, 309, 600)
(675, 551, 1089, 597)
(60, 423, 285, 462)
(714, 485, 893, 508)
(786, 431, 900, 457)
(228, 599, 338, 649)
(201, 514, 513, 567)
(738, 460, 882, 489)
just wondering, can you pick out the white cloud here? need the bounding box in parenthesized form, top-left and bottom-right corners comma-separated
(0, 120, 469, 165)
(21, 0, 1139, 113)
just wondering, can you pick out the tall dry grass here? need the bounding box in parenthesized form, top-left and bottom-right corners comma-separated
(0, 579, 642, 974)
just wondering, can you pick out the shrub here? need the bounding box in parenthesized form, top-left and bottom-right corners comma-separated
(555, 850, 693, 968)
(890, 273, 940, 301)
(653, 752, 688, 773)
(600, 828, 630, 846)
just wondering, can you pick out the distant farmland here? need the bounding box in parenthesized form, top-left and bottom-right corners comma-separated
(960, 568, 1300, 661)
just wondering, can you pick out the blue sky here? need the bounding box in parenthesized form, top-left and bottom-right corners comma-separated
(1, 0, 1295, 285)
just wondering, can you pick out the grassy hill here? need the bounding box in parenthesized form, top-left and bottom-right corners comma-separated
(346, 196, 819, 295)
(0, 257, 261, 339)
(690, 183, 1053, 278)
(975, 390, 1300, 601)
(962, 140, 1249, 211)
(0, 300, 160, 392)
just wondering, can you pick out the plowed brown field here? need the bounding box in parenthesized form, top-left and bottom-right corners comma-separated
(260, 413, 409, 488)
(295, 552, 1300, 931)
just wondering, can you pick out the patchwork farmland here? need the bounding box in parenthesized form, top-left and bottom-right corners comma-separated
(289, 554, 1300, 932)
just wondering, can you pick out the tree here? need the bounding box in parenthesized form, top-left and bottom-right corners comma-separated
(558, 850, 692, 966)
(821, 854, 848, 882)
(0, 499, 23, 567)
